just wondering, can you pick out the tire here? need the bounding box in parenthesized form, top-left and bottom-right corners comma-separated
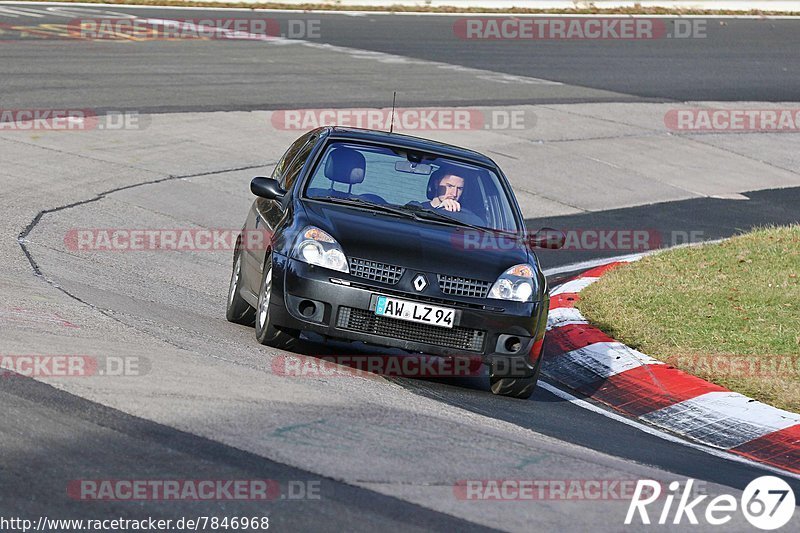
(254, 254, 298, 349)
(489, 354, 542, 400)
(226, 248, 256, 325)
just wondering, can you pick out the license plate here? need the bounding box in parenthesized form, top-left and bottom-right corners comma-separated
(374, 295, 455, 329)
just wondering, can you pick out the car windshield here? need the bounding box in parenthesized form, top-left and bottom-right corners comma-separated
(303, 141, 519, 232)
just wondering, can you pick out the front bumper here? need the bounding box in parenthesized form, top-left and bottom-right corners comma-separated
(268, 254, 549, 367)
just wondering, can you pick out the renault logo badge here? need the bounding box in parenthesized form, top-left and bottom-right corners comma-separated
(412, 274, 427, 292)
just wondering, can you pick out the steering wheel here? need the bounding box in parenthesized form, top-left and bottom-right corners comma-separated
(448, 207, 484, 226)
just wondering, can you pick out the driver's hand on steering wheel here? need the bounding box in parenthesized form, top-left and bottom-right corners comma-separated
(433, 198, 461, 212)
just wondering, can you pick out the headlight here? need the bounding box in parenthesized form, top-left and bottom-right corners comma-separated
(488, 264, 536, 303)
(291, 226, 349, 273)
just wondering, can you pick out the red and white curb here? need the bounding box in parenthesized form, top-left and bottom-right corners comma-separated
(543, 259, 800, 475)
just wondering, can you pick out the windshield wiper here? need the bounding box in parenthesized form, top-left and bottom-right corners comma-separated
(312, 196, 489, 233)
(311, 196, 417, 219)
(398, 204, 487, 233)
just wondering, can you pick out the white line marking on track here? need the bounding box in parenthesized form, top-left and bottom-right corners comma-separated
(8, 2, 800, 18)
(0, 5, 137, 18)
(550, 276, 600, 295)
(538, 380, 800, 481)
(0, 6, 45, 17)
(136, 17, 563, 85)
(303, 41, 562, 85)
(543, 237, 728, 278)
(544, 252, 645, 277)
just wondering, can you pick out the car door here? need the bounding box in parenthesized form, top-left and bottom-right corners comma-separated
(244, 132, 318, 293)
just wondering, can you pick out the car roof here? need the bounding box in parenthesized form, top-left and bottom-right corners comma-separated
(322, 126, 497, 167)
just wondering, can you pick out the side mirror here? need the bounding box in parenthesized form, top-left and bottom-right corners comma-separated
(530, 227, 565, 249)
(251, 177, 286, 201)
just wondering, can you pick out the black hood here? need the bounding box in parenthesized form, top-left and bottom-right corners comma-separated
(301, 200, 532, 281)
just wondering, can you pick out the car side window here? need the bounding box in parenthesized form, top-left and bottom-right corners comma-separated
(281, 138, 316, 191)
(271, 133, 313, 183)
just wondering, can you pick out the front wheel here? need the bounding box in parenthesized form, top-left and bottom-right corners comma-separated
(489, 354, 542, 399)
(255, 255, 298, 349)
(226, 248, 255, 325)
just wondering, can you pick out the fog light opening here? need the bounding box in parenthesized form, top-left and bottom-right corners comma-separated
(504, 336, 522, 353)
(299, 300, 317, 318)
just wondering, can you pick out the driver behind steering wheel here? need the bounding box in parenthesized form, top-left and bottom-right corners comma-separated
(423, 168, 465, 212)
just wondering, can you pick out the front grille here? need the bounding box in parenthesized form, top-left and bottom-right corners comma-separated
(349, 257, 405, 285)
(337, 307, 485, 352)
(437, 274, 492, 299)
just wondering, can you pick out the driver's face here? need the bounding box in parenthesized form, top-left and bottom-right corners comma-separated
(438, 175, 465, 201)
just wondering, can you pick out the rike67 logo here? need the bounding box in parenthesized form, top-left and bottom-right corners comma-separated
(626, 477, 795, 530)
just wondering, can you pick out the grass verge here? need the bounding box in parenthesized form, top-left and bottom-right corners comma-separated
(577, 225, 800, 413)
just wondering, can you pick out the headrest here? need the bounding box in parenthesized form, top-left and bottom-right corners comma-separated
(324, 148, 366, 185)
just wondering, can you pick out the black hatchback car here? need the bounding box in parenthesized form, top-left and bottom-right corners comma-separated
(226, 127, 562, 398)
